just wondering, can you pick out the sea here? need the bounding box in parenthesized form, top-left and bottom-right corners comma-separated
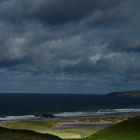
(0, 93, 140, 121)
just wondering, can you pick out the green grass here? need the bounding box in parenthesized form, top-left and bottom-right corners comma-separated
(2, 117, 127, 139)
(0, 126, 62, 140)
(3, 119, 97, 139)
(48, 128, 96, 139)
(3, 120, 56, 132)
(1, 117, 140, 140)
(83, 116, 140, 140)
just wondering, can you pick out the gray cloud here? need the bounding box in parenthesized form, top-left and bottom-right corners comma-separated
(0, 0, 139, 93)
(0, 0, 122, 25)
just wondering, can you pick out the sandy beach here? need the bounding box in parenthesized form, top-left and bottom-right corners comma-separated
(1, 112, 138, 139)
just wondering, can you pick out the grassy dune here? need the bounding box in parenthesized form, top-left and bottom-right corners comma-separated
(0, 126, 62, 140)
(3, 116, 136, 139)
(3, 120, 56, 132)
(83, 116, 140, 140)
(2, 119, 97, 139)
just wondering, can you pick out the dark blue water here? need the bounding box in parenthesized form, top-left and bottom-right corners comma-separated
(0, 94, 140, 116)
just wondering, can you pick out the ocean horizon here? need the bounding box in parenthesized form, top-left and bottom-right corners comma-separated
(0, 93, 140, 118)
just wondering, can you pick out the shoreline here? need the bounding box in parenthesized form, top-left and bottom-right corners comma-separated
(1, 112, 140, 139)
(1, 110, 140, 122)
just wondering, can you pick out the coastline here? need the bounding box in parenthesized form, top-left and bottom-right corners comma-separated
(1, 109, 140, 139)
(1, 108, 140, 121)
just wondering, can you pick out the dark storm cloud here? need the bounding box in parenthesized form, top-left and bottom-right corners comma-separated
(0, 0, 140, 93)
(27, 0, 121, 25)
(0, 0, 122, 25)
(0, 59, 25, 68)
(109, 34, 140, 53)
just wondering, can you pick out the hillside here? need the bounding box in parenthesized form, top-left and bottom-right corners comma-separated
(3, 119, 97, 139)
(84, 116, 140, 140)
(0, 126, 62, 140)
(108, 90, 140, 97)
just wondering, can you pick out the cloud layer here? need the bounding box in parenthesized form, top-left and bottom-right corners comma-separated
(0, 0, 140, 93)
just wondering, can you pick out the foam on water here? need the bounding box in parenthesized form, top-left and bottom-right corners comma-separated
(54, 108, 140, 117)
(0, 115, 39, 121)
(1, 108, 140, 120)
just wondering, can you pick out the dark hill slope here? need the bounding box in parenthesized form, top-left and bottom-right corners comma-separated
(84, 116, 140, 140)
(0, 127, 62, 140)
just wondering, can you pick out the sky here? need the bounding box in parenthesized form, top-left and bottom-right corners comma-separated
(0, 0, 140, 94)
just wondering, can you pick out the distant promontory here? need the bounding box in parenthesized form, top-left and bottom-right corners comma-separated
(107, 90, 140, 97)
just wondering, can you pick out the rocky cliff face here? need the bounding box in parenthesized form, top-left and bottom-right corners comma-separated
(108, 91, 140, 97)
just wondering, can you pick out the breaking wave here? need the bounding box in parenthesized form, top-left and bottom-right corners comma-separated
(54, 108, 140, 117)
